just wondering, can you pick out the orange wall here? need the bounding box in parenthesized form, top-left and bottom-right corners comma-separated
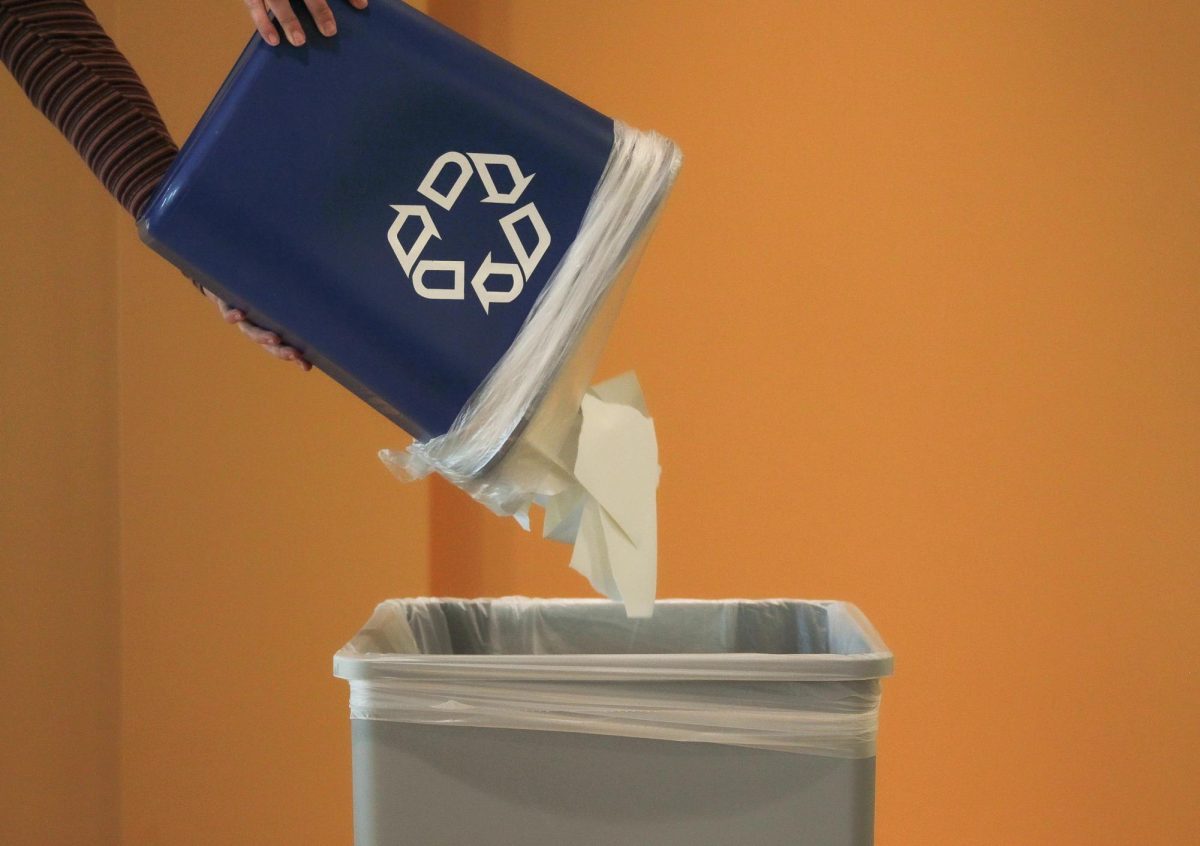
(428, 2, 1200, 844)
(112, 4, 429, 845)
(0, 0, 120, 842)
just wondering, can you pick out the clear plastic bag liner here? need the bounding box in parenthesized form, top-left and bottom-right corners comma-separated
(380, 121, 682, 516)
(334, 598, 893, 758)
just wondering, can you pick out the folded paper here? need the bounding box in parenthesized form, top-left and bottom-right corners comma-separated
(383, 371, 660, 617)
(555, 375, 659, 617)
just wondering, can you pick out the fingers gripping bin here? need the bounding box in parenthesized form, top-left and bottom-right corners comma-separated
(137, 0, 680, 482)
(333, 599, 894, 846)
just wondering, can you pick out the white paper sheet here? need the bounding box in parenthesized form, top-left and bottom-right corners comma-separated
(549, 372, 660, 617)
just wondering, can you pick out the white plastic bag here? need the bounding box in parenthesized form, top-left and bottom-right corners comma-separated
(334, 598, 893, 758)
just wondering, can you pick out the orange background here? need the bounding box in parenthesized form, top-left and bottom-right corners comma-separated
(2, 1, 1197, 844)
(2, 1, 119, 841)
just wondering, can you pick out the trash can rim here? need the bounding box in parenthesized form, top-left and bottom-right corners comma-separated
(332, 597, 893, 683)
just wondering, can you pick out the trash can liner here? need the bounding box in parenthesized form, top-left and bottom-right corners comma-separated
(334, 598, 893, 758)
(382, 121, 681, 515)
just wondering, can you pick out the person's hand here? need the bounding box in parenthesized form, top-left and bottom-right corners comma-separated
(243, 0, 368, 48)
(203, 287, 312, 371)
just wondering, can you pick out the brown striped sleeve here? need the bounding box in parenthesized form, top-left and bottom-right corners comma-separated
(0, 0, 178, 218)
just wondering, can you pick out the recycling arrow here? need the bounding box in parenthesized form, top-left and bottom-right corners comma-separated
(417, 152, 473, 211)
(468, 153, 535, 204)
(499, 202, 551, 279)
(470, 252, 524, 314)
(387, 205, 440, 275)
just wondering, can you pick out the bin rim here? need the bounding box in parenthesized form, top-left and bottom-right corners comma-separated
(333, 598, 893, 683)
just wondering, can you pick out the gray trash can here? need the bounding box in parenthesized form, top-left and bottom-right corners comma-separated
(333, 598, 893, 846)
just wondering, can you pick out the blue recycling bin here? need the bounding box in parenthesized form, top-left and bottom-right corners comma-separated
(139, 0, 623, 441)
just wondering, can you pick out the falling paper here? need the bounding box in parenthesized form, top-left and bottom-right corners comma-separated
(382, 371, 661, 617)
(538, 372, 660, 617)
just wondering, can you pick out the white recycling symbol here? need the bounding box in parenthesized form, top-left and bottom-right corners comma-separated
(387, 152, 551, 314)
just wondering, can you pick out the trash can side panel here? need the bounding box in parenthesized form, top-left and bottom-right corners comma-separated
(349, 720, 877, 846)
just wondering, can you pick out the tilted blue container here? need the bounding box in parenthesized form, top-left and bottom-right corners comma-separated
(139, 0, 617, 441)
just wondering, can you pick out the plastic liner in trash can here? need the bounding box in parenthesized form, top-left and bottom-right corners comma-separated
(138, 0, 681, 494)
(334, 598, 893, 846)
